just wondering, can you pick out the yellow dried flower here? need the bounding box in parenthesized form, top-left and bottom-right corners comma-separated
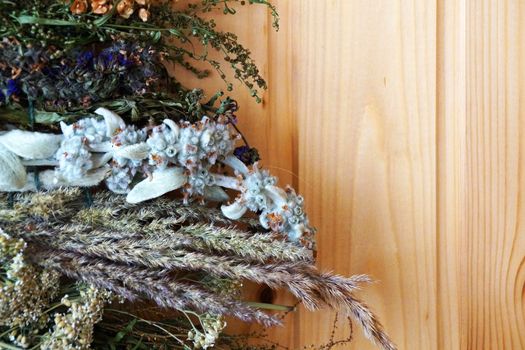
(117, 0, 135, 19)
(135, 0, 147, 5)
(138, 7, 150, 22)
(70, 0, 88, 15)
(91, 0, 112, 14)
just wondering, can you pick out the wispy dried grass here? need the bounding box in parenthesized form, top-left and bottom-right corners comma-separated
(2, 189, 396, 350)
(32, 248, 280, 328)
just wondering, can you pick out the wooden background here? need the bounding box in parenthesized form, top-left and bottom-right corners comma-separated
(175, 1, 525, 349)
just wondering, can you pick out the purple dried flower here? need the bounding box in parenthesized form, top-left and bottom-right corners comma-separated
(234, 146, 260, 165)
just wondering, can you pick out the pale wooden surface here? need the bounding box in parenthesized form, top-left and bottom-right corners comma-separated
(175, 1, 525, 349)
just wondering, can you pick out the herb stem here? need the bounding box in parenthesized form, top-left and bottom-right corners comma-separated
(245, 302, 296, 312)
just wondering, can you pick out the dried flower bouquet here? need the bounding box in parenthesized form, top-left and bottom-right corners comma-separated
(0, 1, 396, 349)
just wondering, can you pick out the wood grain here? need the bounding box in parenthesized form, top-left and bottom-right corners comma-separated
(437, 0, 466, 348)
(460, 0, 525, 348)
(174, 1, 525, 349)
(286, 1, 437, 349)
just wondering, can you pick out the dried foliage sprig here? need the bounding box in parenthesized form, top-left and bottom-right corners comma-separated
(0, 0, 275, 108)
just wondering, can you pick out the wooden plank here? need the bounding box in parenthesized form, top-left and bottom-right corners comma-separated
(458, 1, 525, 348)
(173, 1, 525, 348)
(282, 1, 437, 349)
(436, 0, 466, 348)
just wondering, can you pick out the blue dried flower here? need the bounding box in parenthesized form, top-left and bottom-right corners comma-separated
(117, 53, 133, 68)
(6, 79, 21, 97)
(99, 51, 115, 67)
(77, 51, 94, 67)
(0, 40, 164, 109)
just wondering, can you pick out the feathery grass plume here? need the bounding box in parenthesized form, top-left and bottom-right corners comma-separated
(88, 190, 259, 226)
(3, 188, 310, 263)
(163, 224, 313, 263)
(1, 188, 261, 228)
(29, 219, 312, 264)
(32, 248, 280, 328)
(32, 234, 355, 306)
(0, 188, 83, 223)
(25, 234, 395, 349)
(2, 189, 395, 349)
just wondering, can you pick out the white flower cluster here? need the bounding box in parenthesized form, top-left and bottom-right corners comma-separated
(56, 117, 109, 182)
(145, 116, 237, 198)
(241, 166, 277, 211)
(40, 286, 113, 350)
(0, 107, 315, 243)
(0, 230, 60, 347)
(220, 163, 315, 245)
(187, 314, 226, 349)
(106, 125, 147, 193)
(260, 186, 313, 242)
(52, 110, 238, 200)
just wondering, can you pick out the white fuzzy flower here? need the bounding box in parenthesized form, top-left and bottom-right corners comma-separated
(105, 166, 137, 194)
(112, 125, 148, 167)
(147, 120, 180, 169)
(188, 314, 226, 350)
(220, 164, 314, 243)
(55, 137, 93, 182)
(186, 166, 215, 197)
(178, 117, 237, 170)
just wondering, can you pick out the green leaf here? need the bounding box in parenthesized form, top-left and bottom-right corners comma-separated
(15, 16, 81, 26)
(34, 111, 68, 123)
(111, 318, 138, 344)
(150, 31, 162, 42)
(168, 28, 188, 42)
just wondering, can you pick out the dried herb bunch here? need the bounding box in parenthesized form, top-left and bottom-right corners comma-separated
(0, 0, 275, 110)
(0, 1, 397, 349)
(0, 223, 273, 349)
(0, 189, 396, 350)
(0, 39, 166, 111)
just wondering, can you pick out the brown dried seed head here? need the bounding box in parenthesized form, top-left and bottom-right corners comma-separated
(117, 0, 134, 19)
(138, 7, 149, 22)
(70, 0, 88, 14)
(91, 0, 112, 14)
